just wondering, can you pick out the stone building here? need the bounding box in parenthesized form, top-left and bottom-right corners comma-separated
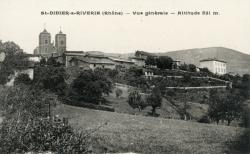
(34, 28, 66, 57)
(200, 58, 227, 75)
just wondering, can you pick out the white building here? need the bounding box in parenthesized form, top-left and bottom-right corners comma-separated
(200, 58, 227, 75)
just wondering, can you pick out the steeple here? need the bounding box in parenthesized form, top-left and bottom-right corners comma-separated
(55, 27, 66, 55)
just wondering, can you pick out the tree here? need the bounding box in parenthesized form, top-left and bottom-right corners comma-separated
(0, 41, 27, 85)
(47, 57, 62, 67)
(33, 65, 67, 96)
(188, 64, 197, 72)
(208, 88, 244, 126)
(145, 56, 157, 66)
(14, 73, 31, 85)
(156, 56, 173, 69)
(146, 88, 162, 116)
(240, 74, 250, 99)
(179, 63, 189, 71)
(72, 69, 112, 104)
(208, 89, 225, 124)
(127, 90, 147, 111)
(222, 89, 244, 126)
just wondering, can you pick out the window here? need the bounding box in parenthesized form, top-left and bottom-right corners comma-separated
(60, 40, 64, 45)
(45, 40, 48, 44)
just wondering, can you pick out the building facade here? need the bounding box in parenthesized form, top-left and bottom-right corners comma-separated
(200, 58, 227, 75)
(34, 29, 66, 57)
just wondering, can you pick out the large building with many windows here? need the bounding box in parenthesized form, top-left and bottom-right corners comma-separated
(200, 58, 227, 75)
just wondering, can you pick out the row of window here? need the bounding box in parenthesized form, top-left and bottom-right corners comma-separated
(215, 62, 226, 67)
(216, 67, 226, 74)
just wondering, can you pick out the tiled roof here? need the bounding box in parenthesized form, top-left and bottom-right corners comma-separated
(70, 57, 115, 65)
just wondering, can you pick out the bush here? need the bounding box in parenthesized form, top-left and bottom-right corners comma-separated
(127, 91, 147, 111)
(0, 117, 89, 153)
(198, 115, 210, 123)
(14, 73, 31, 85)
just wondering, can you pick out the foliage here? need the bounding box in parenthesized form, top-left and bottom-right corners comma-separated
(72, 69, 113, 104)
(208, 89, 226, 124)
(188, 64, 197, 72)
(145, 56, 157, 66)
(0, 85, 57, 121)
(208, 89, 244, 125)
(222, 89, 244, 125)
(0, 64, 14, 84)
(0, 84, 90, 153)
(240, 74, 250, 99)
(146, 88, 162, 116)
(0, 116, 88, 153)
(198, 115, 210, 123)
(127, 90, 147, 111)
(199, 67, 211, 74)
(156, 56, 173, 69)
(14, 73, 31, 85)
(124, 67, 149, 90)
(33, 65, 67, 96)
(115, 88, 123, 98)
(182, 73, 192, 83)
(46, 57, 62, 67)
(179, 63, 189, 71)
(179, 63, 197, 72)
(0, 41, 28, 85)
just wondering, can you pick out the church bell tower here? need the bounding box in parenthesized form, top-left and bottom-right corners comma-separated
(55, 28, 66, 55)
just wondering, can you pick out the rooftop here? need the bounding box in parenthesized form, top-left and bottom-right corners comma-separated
(200, 58, 227, 63)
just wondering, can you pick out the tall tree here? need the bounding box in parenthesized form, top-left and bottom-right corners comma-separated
(156, 56, 173, 69)
(208, 89, 225, 124)
(145, 56, 157, 66)
(72, 69, 112, 104)
(33, 65, 67, 96)
(146, 88, 162, 116)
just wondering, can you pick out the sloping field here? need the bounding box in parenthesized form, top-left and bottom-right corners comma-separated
(52, 104, 244, 154)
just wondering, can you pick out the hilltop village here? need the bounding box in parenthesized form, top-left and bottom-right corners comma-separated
(31, 28, 227, 75)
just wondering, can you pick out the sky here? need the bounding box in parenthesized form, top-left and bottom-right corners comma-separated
(0, 0, 250, 54)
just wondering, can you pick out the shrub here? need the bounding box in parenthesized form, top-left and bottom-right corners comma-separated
(14, 73, 31, 85)
(198, 115, 210, 123)
(0, 117, 89, 153)
(127, 91, 147, 111)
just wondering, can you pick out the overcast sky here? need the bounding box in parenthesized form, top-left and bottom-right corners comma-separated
(0, 0, 250, 54)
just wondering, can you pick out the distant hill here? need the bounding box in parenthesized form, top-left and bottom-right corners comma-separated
(157, 47, 250, 75)
(86, 47, 250, 75)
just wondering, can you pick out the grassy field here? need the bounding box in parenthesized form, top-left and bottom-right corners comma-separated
(52, 103, 244, 154)
(104, 86, 209, 121)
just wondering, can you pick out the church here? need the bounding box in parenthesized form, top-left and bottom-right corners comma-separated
(33, 28, 66, 57)
(33, 28, 136, 69)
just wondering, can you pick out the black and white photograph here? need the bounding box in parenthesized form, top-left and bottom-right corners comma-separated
(0, 0, 249, 153)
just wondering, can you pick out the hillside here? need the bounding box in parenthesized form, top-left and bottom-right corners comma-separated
(52, 104, 244, 154)
(87, 47, 250, 75)
(157, 47, 250, 75)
